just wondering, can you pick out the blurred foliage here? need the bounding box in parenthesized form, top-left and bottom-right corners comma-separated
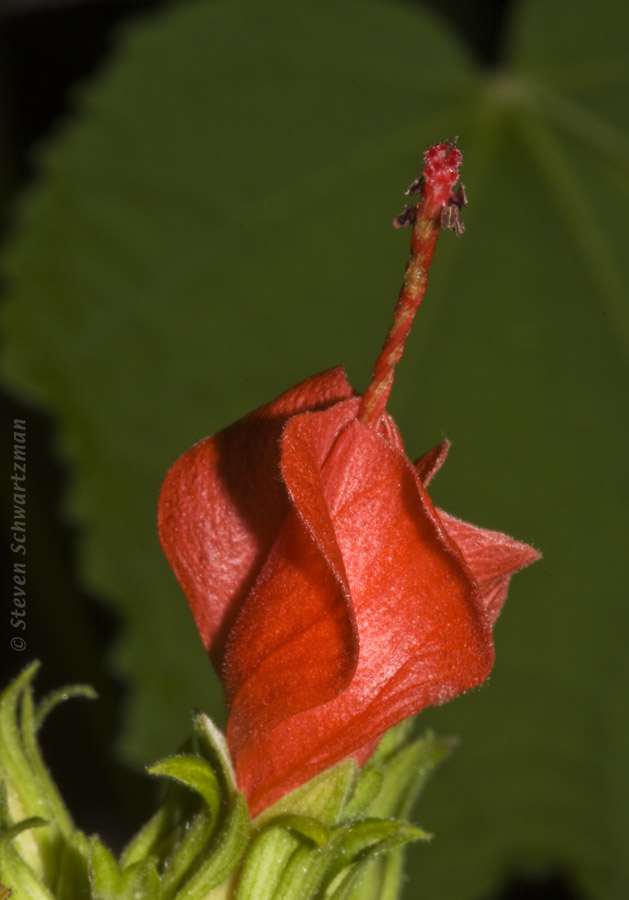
(1, 1, 627, 899)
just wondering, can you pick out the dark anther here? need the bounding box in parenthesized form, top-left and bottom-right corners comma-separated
(393, 205, 417, 229)
(440, 203, 465, 237)
(452, 183, 467, 208)
(404, 176, 425, 197)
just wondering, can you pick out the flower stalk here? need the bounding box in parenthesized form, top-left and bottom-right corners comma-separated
(358, 139, 466, 429)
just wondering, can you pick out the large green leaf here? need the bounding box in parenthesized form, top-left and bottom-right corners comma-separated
(1, 1, 627, 899)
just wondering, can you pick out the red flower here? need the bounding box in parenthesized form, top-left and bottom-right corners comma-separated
(157, 142, 540, 817)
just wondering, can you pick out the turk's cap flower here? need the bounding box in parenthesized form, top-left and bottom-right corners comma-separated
(158, 140, 541, 817)
(158, 368, 540, 817)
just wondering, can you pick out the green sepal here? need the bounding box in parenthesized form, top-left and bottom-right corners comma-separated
(89, 835, 161, 900)
(52, 830, 92, 900)
(19, 682, 75, 839)
(369, 719, 416, 761)
(237, 725, 449, 900)
(261, 814, 331, 848)
(148, 755, 221, 821)
(89, 837, 120, 898)
(171, 793, 249, 900)
(0, 817, 49, 840)
(337, 728, 453, 900)
(329, 817, 428, 875)
(193, 714, 238, 799)
(266, 837, 329, 900)
(0, 663, 49, 824)
(322, 818, 427, 900)
(143, 718, 250, 900)
(120, 797, 179, 870)
(340, 767, 383, 820)
(0, 665, 451, 900)
(259, 818, 421, 900)
(235, 824, 299, 900)
(35, 685, 97, 732)
(0, 817, 55, 900)
(363, 729, 454, 820)
(147, 754, 223, 896)
(0, 662, 95, 893)
(253, 759, 358, 830)
(236, 811, 426, 900)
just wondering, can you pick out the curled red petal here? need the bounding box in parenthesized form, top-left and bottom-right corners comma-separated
(230, 412, 494, 815)
(223, 399, 360, 749)
(157, 367, 354, 666)
(438, 510, 541, 625)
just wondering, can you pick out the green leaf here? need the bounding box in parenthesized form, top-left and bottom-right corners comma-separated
(1, 1, 628, 899)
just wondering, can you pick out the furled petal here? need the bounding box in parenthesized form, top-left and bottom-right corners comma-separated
(223, 399, 360, 747)
(438, 511, 541, 625)
(229, 409, 494, 815)
(157, 368, 354, 665)
(415, 438, 451, 486)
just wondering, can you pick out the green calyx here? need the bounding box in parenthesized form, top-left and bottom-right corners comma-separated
(239, 721, 451, 900)
(0, 666, 450, 900)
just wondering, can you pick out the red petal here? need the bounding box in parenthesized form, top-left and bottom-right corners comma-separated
(415, 439, 450, 486)
(223, 399, 360, 749)
(157, 368, 354, 666)
(438, 511, 541, 625)
(229, 412, 494, 815)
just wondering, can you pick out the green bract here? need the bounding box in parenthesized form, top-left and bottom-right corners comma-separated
(0, 667, 448, 899)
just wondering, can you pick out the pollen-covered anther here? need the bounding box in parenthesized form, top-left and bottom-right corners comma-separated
(440, 202, 465, 237)
(404, 176, 425, 197)
(392, 205, 417, 229)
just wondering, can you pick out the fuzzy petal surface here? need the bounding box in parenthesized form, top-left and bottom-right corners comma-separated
(438, 511, 542, 625)
(158, 368, 354, 665)
(415, 439, 451, 486)
(229, 411, 495, 815)
(159, 369, 541, 817)
(223, 400, 360, 746)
